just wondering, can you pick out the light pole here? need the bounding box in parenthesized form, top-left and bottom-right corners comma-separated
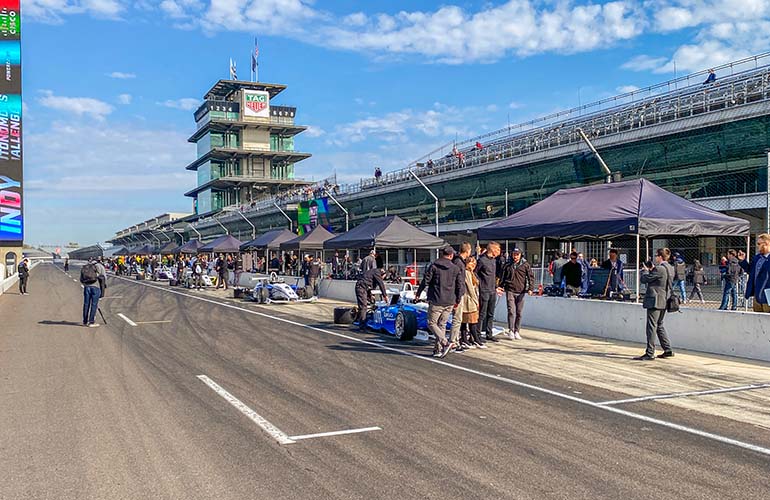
(577, 128, 613, 183)
(274, 202, 293, 232)
(234, 210, 256, 240)
(324, 187, 349, 231)
(187, 223, 202, 241)
(408, 170, 439, 238)
(213, 215, 229, 235)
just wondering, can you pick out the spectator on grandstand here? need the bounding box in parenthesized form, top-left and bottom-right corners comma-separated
(744, 234, 770, 313)
(673, 253, 688, 303)
(475, 141, 483, 150)
(719, 249, 742, 310)
(690, 259, 707, 304)
(426, 159, 434, 173)
(703, 69, 716, 85)
(374, 167, 382, 184)
(457, 151, 465, 168)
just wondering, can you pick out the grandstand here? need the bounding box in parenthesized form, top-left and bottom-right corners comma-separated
(110, 53, 770, 256)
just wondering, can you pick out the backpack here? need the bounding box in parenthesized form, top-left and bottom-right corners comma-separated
(80, 263, 99, 284)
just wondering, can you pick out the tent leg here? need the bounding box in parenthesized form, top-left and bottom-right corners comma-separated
(746, 234, 751, 311)
(540, 237, 546, 287)
(645, 238, 650, 261)
(635, 233, 641, 304)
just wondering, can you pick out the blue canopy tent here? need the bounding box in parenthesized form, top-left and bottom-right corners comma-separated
(478, 178, 750, 300)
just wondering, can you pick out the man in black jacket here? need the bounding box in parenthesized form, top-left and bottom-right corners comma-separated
(500, 248, 534, 340)
(354, 267, 387, 331)
(417, 246, 464, 358)
(476, 241, 502, 342)
(17, 258, 29, 295)
(561, 252, 583, 295)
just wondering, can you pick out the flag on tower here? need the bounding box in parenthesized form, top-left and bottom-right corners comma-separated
(251, 37, 259, 81)
(229, 58, 237, 80)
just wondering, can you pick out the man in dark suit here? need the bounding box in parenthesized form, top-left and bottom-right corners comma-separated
(635, 248, 674, 361)
(745, 233, 770, 313)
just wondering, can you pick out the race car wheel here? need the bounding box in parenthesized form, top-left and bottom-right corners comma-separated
(304, 285, 314, 299)
(334, 306, 355, 324)
(395, 310, 418, 341)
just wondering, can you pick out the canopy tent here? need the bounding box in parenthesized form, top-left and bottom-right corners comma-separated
(240, 229, 296, 251)
(158, 241, 179, 254)
(280, 225, 335, 252)
(478, 178, 750, 240)
(199, 235, 243, 253)
(324, 215, 446, 249)
(132, 244, 157, 255)
(177, 239, 205, 255)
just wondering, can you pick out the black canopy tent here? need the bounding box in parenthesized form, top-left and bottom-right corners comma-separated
(199, 235, 243, 254)
(132, 244, 157, 256)
(158, 241, 179, 254)
(240, 229, 297, 274)
(177, 239, 205, 255)
(478, 178, 751, 300)
(280, 225, 335, 252)
(323, 215, 446, 250)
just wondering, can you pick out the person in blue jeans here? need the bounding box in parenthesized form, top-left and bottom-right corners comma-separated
(673, 254, 687, 303)
(81, 259, 106, 327)
(719, 249, 741, 310)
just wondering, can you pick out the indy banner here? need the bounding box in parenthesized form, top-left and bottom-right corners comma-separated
(0, 0, 21, 244)
(297, 198, 331, 235)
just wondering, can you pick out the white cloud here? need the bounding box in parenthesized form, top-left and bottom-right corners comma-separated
(509, 101, 523, 109)
(108, 71, 136, 79)
(616, 85, 640, 93)
(117, 93, 132, 105)
(304, 125, 325, 138)
(158, 98, 200, 111)
(25, 0, 124, 23)
(37, 90, 114, 120)
(621, 55, 668, 72)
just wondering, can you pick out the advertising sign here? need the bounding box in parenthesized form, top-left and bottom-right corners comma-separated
(297, 198, 331, 235)
(0, 0, 21, 245)
(242, 90, 270, 119)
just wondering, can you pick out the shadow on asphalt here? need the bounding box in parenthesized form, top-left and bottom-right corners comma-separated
(38, 320, 83, 327)
(518, 347, 631, 360)
(327, 341, 413, 355)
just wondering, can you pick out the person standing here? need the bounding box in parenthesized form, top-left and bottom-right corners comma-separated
(64, 258, 70, 272)
(719, 249, 741, 310)
(550, 251, 569, 286)
(500, 248, 534, 340)
(308, 255, 322, 297)
(416, 246, 464, 358)
(461, 256, 486, 348)
(448, 242, 471, 352)
(215, 254, 228, 290)
(601, 249, 625, 294)
(744, 233, 770, 313)
(354, 267, 387, 331)
(476, 241, 502, 343)
(560, 251, 583, 295)
(362, 250, 377, 273)
(17, 258, 29, 295)
(690, 259, 707, 304)
(673, 253, 688, 303)
(635, 248, 674, 360)
(80, 258, 106, 328)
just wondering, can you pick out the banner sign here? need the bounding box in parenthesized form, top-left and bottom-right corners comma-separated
(0, 0, 21, 245)
(297, 197, 331, 235)
(242, 90, 269, 119)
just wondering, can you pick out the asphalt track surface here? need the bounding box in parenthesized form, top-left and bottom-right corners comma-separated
(2, 263, 769, 500)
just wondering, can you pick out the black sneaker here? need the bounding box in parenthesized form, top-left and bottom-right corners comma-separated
(439, 342, 454, 358)
(657, 351, 675, 359)
(487, 336, 500, 343)
(633, 354, 655, 361)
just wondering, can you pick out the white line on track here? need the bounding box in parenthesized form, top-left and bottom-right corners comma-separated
(598, 383, 770, 406)
(113, 275, 770, 458)
(197, 375, 296, 445)
(289, 427, 381, 441)
(117, 313, 138, 327)
(135, 320, 173, 325)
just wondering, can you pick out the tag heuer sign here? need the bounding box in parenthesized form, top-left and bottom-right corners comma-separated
(243, 90, 270, 118)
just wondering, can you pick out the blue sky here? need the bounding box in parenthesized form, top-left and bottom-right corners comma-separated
(21, 0, 770, 245)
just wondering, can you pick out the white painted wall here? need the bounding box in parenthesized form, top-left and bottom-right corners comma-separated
(317, 278, 770, 363)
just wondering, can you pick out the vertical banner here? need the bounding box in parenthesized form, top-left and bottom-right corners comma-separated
(0, 0, 22, 244)
(242, 90, 270, 119)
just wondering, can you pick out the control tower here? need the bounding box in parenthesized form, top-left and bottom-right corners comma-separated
(184, 79, 312, 216)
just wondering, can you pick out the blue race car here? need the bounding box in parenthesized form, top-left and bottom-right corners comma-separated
(363, 284, 451, 341)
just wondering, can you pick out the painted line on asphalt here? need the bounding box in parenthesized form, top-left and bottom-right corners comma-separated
(197, 375, 296, 445)
(597, 383, 770, 406)
(114, 275, 770, 458)
(135, 320, 172, 325)
(99, 296, 125, 300)
(289, 427, 381, 441)
(117, 313, 138, 327)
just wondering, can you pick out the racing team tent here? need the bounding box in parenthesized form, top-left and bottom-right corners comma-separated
(158, 241, 179, 254)
(103, 246, 129, 258)
(132, 244, 156, 255)
(477, 178, 751, 301)
(280, 225, 335, 252)
(177, 239, 205, 255)
(199, 234, 243, 254)
(324, 215, 446, 249)
(240, 229, 296, 251)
